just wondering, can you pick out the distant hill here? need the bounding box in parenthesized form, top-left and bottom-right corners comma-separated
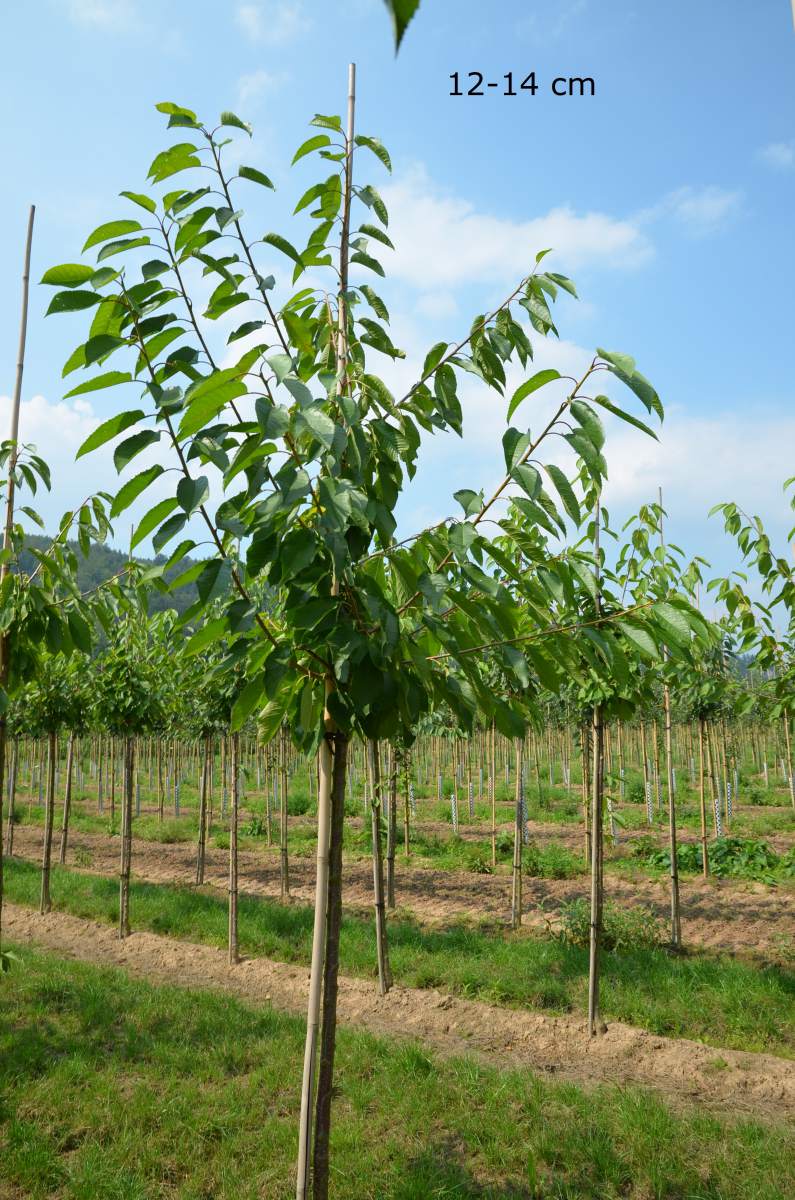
(18, 536, 202, 617)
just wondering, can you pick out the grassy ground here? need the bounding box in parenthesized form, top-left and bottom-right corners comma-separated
(4, 857, 793, 1058)
(1, 944, 793, 1200)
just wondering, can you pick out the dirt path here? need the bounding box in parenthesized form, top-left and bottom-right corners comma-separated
(14, 826, 793, 960)
(4, 902, 792, 1124)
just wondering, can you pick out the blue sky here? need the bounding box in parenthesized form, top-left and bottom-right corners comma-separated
(0, 0, 793, 590)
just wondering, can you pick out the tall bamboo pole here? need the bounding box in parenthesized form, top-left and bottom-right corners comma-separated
(0, 206, 35, 957)
(587, 494, 605, 1035)
(296, 64, 356, 1200)
(658, 487, 682, 948)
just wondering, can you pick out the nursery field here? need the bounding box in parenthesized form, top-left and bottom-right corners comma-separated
(2, 730, 795, 1198)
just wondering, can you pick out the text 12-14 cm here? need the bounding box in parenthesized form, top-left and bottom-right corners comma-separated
(450, 72, 596, 97)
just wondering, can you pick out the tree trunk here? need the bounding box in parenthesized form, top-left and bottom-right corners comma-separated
(511, 738, 523, 929)
(280, 725, 290, 899)
(663, 682, 682, 947)
(119, 736, 134, 938)
(784, 716, 795, 811)
(58, 732, 75, 864)
(228, 731, 239, 964)
(698, 717, 709, 877)
(296, 703, 335, 1199)
(311, 731, 349, 1200)
(196, 735, 210, 885)
(587, 703, 605, 1034)
(4, 740, 18, 857)
(39, 731, 57, 914)
(490, 720, 497, 869)
(368, 739, 392, 994)
(386, 742, 397, 909)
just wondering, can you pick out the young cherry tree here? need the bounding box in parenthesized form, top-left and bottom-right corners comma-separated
(45, 68, 682, 1198)
(93, 614, 164, 938)
(22, 654, 87, 912)
(0, 444, 109, 967)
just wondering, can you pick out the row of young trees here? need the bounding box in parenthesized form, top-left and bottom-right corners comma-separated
(2, 71, 792, 1200)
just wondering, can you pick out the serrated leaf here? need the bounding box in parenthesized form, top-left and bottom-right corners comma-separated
(110, 465, 163, 518)
(65, 370, 132, 398)
(120, 191, 157, 213)
(263, 232, 303, 267)
(220, 110, 252, 135)
(40, 263, 96, 288)
(76, 409, 145, 459)
(46, 290, 103, 315)
(114, 429, 160, 472)
(131, 497, 179, 549)
(507, 369, 561, 421)
(292, 134, 332, 164)
(83, 219, 143, 251)
(238, 165, 275, 189)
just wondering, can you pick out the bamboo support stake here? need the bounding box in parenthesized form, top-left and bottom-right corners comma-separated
(296, 63, 356, 1200)
(0, 206, 35, 957)
(587, 494, 606, 1035)
(658, 487, 682, 949)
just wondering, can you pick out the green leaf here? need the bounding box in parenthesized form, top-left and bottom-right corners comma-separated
(234, 677, 271, 733)
(177, 474, 209, 514)
(155, 101, 198, 121)
(453, 489, 482, 518)
(220, 110, 252, 135)
(152, 513, 187, 553)
(46, 290, 103, 315)
(83, 219, 143, 251)
(570, 399, 605, 450)
(310, 113, 342, 131)
(186, 616, 228, 657)
(544, 464, 581, 526)
(597, 348, 663, 421)
(110, 465, 163, 518)
(65, 370, 132, 398)
(354, 135, 392, 171)
(360, 284, 389, 321)
(114, 429, 160, 472)
(350, 249, 384, 277)
(84, 334, 128, 366)
(40, 263, 96, 288)
(507, 369, 561, 421)
(238, 165, 275, 189)
(67, 608, 93, 654)
(384, 0, 422, 50)
(263, 232, 303, 267)
(618, 621, 658, 659)
(512, 463, 541, 500)
(179, 379, 247, 438)
(653, 602, 691, 646)
(589, 394, 658, 440)
(300, 406, 336, 449)
(148, 143, 202, 183)
(131, 497, 179, 549)
(96, 236, 150, 262)
(76, 409, 145, 459)
(292, 134, 332, 164)
(120, 191, 157, 214)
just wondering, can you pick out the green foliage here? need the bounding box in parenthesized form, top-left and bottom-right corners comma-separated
(557, 899, 665, 951)
(633, 835, 793, 884)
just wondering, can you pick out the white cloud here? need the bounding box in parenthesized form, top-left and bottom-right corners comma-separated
(380, 165, 653, 289)
(236, 68, 287, 106)
(235, 1, 310, 44)
(643, 185, 742, 235)
(61, 0, 140, 30)
(758, 141, 795, 170)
